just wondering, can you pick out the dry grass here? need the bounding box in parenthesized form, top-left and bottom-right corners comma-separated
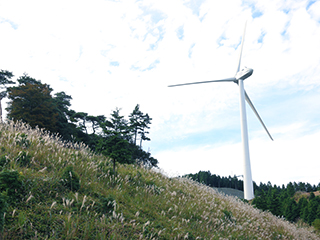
(0, 120, 318, 239)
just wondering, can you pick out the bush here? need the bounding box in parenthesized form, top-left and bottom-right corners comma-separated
(0, 156, 7, 168)
(312, 219, 320, 231)
(15, 133, 30, 148)
(99, 195, 115, 215)
(0, 170, 24, 205)
(0, 192, 7, 231)
(60, 166, 80, 192)
(16, 151, 32, 167)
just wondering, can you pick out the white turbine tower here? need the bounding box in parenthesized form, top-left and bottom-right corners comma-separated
(168, 23, 273, 200)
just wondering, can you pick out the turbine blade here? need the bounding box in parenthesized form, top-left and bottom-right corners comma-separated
(168, 77, 236, 87)
(237, 22, 247, 73)
(244, 90, 274, 141)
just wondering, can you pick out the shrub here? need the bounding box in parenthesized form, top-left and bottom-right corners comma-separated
(0, 192, 7, 231)
(312, 219, 320, 231)
(60, 166, 80, 192)
(0, 170, 24, 205)
(16, 151, 32, 167)
(15, 133, 30, 148)
(0, 156, 7, 168)
(99, 195, 115, 215)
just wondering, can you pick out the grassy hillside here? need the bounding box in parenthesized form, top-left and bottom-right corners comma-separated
(214, 188, 244, 199)
(0, 121, 318, 239)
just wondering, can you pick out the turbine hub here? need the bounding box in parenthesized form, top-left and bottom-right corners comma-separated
(235, 67, 253, 80)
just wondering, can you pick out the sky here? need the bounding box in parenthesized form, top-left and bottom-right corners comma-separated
(0, 0, 320, 186)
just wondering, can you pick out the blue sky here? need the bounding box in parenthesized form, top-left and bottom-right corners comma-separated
(0, 0, 320, 186)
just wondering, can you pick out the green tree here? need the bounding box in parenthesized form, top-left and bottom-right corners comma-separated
(198, 171, 210, 185)
(308, 199, 318, 225)
(102, 108, 129, 138)
(53, 91, 75, 140)
(286, 182, 295, 197)
(129, 104, 144, 145)
(81, 115, 105, 150)
(87, 115, 105, 135)
(266, 187, 281, 216)
(72, 112, 89, 134)
(252, 190, 268, 211)
(96, 133, 133, 173)
(97, 108, 131, 172)
(6, 74, 58, 132)
(284, 198, 298, 222)
(128, 105, 152, 148)
(139, 113, 152, 148)
(0, 70, 15, 121)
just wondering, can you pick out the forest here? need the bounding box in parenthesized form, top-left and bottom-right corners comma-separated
(0, 70, 158, 171)
(186, 170, 320, 228)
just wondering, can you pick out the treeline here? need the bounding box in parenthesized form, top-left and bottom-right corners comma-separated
(186, 170, 320, 228)
(0, 70, 158, 170)
(185, 171, 244, 191)
(253, 182, 320, 226)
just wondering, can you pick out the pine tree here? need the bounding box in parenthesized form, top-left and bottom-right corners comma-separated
(252, 190, 268, 211)
(0, 70, 15, 121)
(284, 198, 298, 222)
(96, 133, 133, 173)
(72, 112, 89, 134)
(6, 74, 58, 132)
(139, 113, 152, 148)
(266, 188, 281, 216)
(53, 91, 74, 140)
(104, 108, 129, 138)
(307, 199, 318, 225)
(129, 104, 144, 145)
(128, 105, 152, 148)
(286, 182, 295, 197)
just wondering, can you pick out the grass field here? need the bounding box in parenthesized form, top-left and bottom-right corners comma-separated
(0, 120, 318, 239)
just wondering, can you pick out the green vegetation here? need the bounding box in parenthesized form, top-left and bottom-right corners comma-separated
(1, 69, 319, 238)
(186, 170, 244, 190)
(3, 70, 157, 169)
(253, 182, 320, 226)
(188, 170, 320, 229)
(0, 121, 318, 239)
(6, 74, 59, 132)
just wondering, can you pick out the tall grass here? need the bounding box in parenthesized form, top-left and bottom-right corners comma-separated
(0, 120, 318, 239)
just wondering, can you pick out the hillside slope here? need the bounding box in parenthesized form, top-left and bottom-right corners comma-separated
(214, 187, 244, 199)
(0, 121, 318, 239)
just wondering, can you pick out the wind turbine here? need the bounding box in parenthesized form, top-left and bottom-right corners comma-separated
(168, 22, 273, 200)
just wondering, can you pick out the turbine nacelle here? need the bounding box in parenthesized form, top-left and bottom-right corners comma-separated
(235, 67, 253, 81)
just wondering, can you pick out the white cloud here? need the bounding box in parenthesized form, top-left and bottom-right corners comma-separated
(1, 0, 320, 186)
(308, 1, 320, 21)
(156, 128, 320, 186)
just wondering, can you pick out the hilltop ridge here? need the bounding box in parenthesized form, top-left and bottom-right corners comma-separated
(0, 121, 318, 239)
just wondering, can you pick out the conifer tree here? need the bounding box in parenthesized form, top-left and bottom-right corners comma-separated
(139, 113, 152, 148)
(286, 182, 295, 197)
(308, 198, 318, 225)
(284, 198, 298, 222)
(129, 104, 144, 145)
(0, 70, 15, 121)
(266, 188, 281, 216)
(96, 133, 133, 173)
(53, 91, 74, 140)
(6, 74, 58, 132)
(105, 108, 129, 138)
